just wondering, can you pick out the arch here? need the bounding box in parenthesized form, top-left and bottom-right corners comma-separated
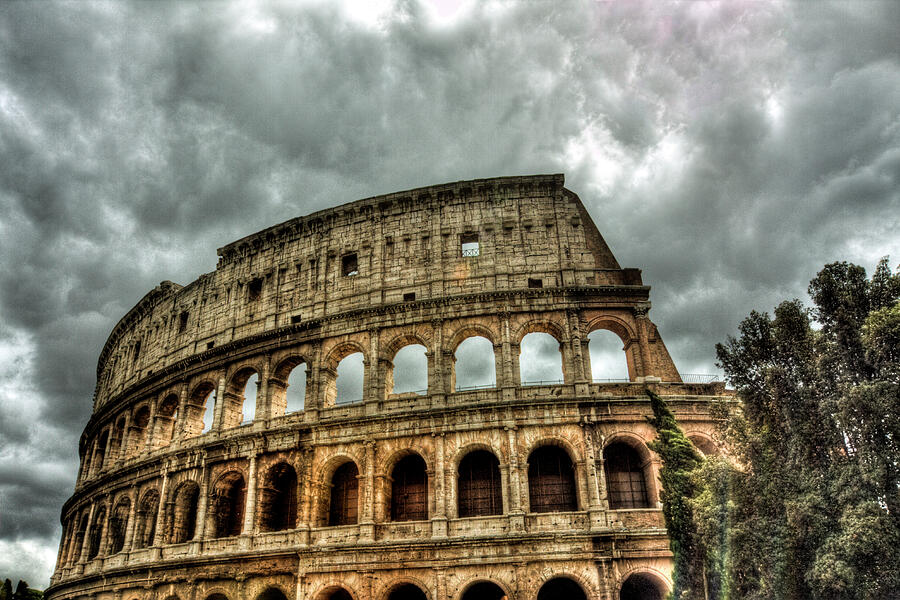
(586, 316, 635, 382)
(385, 582, 428, 600)
(604, 439, 654, 509)
(687, 433, 719, 457)
(108, 496, 131, 554)
(128, 404, 151, 456)
(273, 355, 309, 415)
(256, 587, 289, 600)
(327, 461, 359, 526)
(537, 576, 588, 600)
(619, 571, 669, 600)
(134, 489, 160, 549)
(457, 450, 502, 518)
(70, 510, 89, 563)
(169, 480, 200, 544)
(210, 470, 246, 538)
(87, 505, 106, 559)
(155, 393, 180, 447)
(390, 453, 428, 521)
(453, 336, 496, 391)
(228, 366, 259, 426)
(447, 324, 496, 352)
(513, 319, 567, 346)
(322, 342, 367, 407)
(459, 580, 508, 600)
(519, 331, 564, 385)
(527, 445, 578, 513)
(388, 343, 428, 396)
(111, 416, 127, 461)
(259, 462, 298, 532)
(189, 381, 217, 436)
(93, 430, 109, 473)
(314, 585, 357, 600)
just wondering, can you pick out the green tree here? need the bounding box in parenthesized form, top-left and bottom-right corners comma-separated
(646, 389, 706, 599)
(709, 258, 900, 600)
(1, 579, 12, 600)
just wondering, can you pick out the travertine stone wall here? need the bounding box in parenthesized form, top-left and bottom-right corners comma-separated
(49, 175, 729, 600)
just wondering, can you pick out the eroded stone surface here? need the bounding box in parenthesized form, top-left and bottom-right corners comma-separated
(49, 175, 729, 600)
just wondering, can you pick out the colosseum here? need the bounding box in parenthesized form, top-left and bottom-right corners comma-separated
(47, 174, 727, 600)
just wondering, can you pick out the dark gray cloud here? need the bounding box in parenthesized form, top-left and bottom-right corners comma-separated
(1, 0, 899, 587)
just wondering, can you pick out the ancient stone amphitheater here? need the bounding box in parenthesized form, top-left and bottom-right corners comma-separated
(48, 175, 726, 600)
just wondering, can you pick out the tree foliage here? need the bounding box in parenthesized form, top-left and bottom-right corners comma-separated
(704, 258, 900, 600)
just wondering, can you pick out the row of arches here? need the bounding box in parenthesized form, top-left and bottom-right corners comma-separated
(146, 571, 668, 600)
(80, 330, 630, 482)
(62, 439, 671, 566)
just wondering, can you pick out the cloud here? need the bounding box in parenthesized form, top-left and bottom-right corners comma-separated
(1, 0, 899, 588)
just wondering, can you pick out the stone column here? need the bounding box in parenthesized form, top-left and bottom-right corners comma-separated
(429, 318, 444, 397)
(143, 397, 158, 454)
(432, 433, 448, 538)
(499, 464, 510, 514)
(101, 428, 114, 472)
(257, 355, 271, 421)
(633, 303, 653, 378)
(499, 313, 517, 392)
(174, 382, 189, 440)
(116, 413, 131, 464)
(242, 453, 258, 534)
(152, 468, 169, 546)
(360, 441, 376, 541)
(505, 426, 524, 532)
(581, 424, 605, 529)
(194, 460, 210, 540)
(123, 488, 138, 552)
(212, 373, 227, 431)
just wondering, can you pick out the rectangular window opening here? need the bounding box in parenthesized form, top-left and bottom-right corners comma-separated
(528, 278, 543, 289)
(178, 311, 189, 333)
(207, 341, 215, 350)
(290, 315, 302, 325)
(341, 253, 359, 276)
(460, 233, 479, 257)
(248, 277, 263, 301)
(403, 292, 416, 302)
(132, 341, 141, 363)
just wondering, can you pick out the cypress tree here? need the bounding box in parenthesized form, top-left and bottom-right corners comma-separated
(646, 389, 706, 599)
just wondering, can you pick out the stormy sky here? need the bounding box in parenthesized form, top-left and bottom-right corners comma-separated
(1, 0, 899, 587)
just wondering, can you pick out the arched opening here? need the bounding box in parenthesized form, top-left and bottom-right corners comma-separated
(328, 462, 359, 526)
(454, 336, 496, 391)
(457, 450, 502, 517)
(129, 406, 151, 457)
(71, 512, 88, 563)
(155, 394, 179, 446)
(259, 463, 298, 532)
(386, 583, 427, 600)
(519, 332, 564, 385)
(201, 389, 216, 434)
(108, 497, 131, 554)
(389, 344, 428, 395)
(134, 490, 159, 549)
(335, 352, 364, 404)
(537, 577, 587, 600)
(170, 481, 199, 544)
(390, 454, 428, 522)
(205, 595, 229, 600)
(588, 329, 630, 381)
(528, 446, 577, 513)
(210, 471, 246, 538)
(688, 435, 719, 457)
(241, 373, 258, 424)
(111, 417, 126, 461)
(87, 506, 106, 559)
(257, 588, 289, 600)
(604, 442, 651, 509)
(286, 363, 307, 413)
(318, 587, 353, 600)
(94, 431, 109, 473)
(620, 572, 667, 600)
(461, 581, 507, 600)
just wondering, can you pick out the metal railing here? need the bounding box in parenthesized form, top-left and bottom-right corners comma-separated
(678, 374, 721, 383)
(522, 379, 565, 386)
(592, 378, 630, 383)
(461, 248, 479, 257)
(454, 383, 496, 392)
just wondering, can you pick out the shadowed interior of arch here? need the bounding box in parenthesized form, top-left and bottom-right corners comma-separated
(461, 581, 507, 600)
(320, 588, 353, 600)
(588, 329, 629, 381)
(454, 336, 496, 390)
(256, 588, 289, 600)
(336, 352, 364, 403)
(604, 442, 651, 509)
(519, 331, 564, 384)
(328, 461, 359, 526)
(620, 572, 666, 600)
(537, 577, 587, 600)
(387, 583, 427, 600)
(528, 446, 577, 513)
(390, 344, 428, 394)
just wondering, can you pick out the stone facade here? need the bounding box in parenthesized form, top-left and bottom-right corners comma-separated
(48, 175, 729, 600)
